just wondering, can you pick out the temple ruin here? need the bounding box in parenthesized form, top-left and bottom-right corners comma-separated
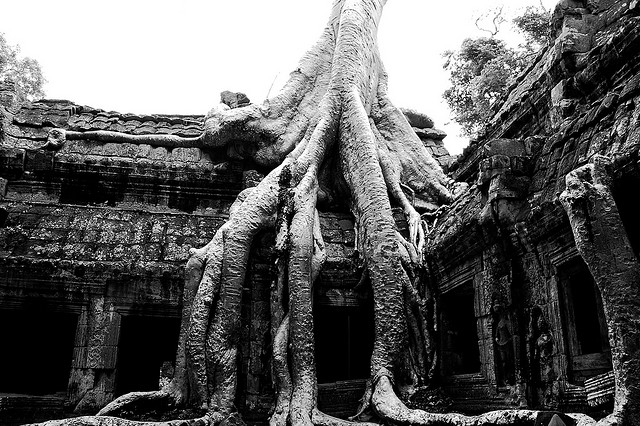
(1, 0, 640, 424)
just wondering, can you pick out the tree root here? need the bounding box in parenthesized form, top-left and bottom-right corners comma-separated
(46, 128, 204, 150)
(270, 315, 291, 426)
(95, 392, 179, 418)
(312, 409, 379, 426)
(28, 414, 210, 426)
(371, 375, 541, 426)
(560, 155, 640, 426)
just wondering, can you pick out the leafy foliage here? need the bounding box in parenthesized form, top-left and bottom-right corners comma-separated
(513, 6, 551, 46)
(443, 5, 550, 138)
(0, 33, 45, 103)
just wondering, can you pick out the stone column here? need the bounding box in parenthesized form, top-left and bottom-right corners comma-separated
(68, 296, 121, 413)
(477, 138, 534, 406)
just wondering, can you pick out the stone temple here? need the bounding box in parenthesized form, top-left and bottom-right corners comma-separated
(1, 0, 640, 424)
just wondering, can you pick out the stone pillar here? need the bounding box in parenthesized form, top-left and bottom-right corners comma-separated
(244, 231, 275, 414)
(68, 297, 121, 413)
(476, 138, 537, 406)
(477, 139, 532, 227)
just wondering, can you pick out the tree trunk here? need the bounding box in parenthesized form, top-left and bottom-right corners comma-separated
(559, 155, 640, 426)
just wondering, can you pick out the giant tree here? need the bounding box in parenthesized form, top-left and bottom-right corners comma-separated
(39, 1, 602, 425)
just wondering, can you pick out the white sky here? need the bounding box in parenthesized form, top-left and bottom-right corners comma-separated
(1, 0, 557, 155)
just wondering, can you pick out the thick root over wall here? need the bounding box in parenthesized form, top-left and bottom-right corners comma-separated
(34, 1, 611, 426)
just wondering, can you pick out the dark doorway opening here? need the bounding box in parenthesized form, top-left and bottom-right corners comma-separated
(440, 283, 481, 376)
(558, 258, 612, 384)
(115, 315, 180, 395)
(0, 309, 77, 395)
(612, 176, 640, 260)
(314, 303, 374, 384)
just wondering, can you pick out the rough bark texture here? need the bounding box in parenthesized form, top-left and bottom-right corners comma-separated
(559, 155, 640, 426)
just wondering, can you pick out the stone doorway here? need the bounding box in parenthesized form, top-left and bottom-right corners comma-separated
(558, 258, 612, 385)
(115, 315, 180, 395)
(440, 282, 481, 377)
(314, 304, 374, 384)
(0, 308, 77, 395)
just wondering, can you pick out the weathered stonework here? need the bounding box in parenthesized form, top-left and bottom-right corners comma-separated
(1, 0, 640, 424)
(427, 0, 640, 419)
(0, 92, 242, 422)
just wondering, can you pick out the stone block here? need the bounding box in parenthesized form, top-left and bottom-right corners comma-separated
(108, 122, 128, 133)
(560, 31, 592, 54)
(75, 314, 89, 346)
(32, 227, 67, 242)
(401, 108, 434, 129)
(149, 222, 166, 243)
(119, 143, 138, 158)
(144, 244, 162, 260)
(337, 218, 354, 230)
(164, 242, 189, 261)
(415, 127, 447, 141)
(221, 90, 251, 109)
(178, 125, 202, 137)
(0, 147, 25, 172)
(67, 113, 90, 129)
(483, 139, 526, 158)
(90, 117, 110, 131)
(325, 242, 346, 260)
(171, 147, 202, 163)
(562, 14, 591, 34)
(111, 244, 129, 260)
(551, 81, 568, 112)
(149, 146, 169, 161)
(40, 213, 72, 230)
(5, 123, 49, 143)
(101, 143, 119, 156)
(342, 229, 355, 246)
(25, 150, 54, 172)
(122, 119, 140, 133)
(67, 368, 95, 405)
(64, 140, 104, 156)
(72, 346, 88, 368)
(0, 177, 7, 198)
(136, 143, 152, 158)
(251, 301, 269, 319)
(134, 124, 157, 135)
(101, 142, 137, 158)
(87, 345, 118, 369)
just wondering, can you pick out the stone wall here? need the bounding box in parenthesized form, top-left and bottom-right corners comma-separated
(426, 0, 640, 415)
(0, 93, 243, 420)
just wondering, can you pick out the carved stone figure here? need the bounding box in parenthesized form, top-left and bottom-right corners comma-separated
(535, 316, 555, 406)
(493, 302, 515, 386)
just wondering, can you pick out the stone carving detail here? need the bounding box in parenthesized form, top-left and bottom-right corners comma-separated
(493, 300, 515, 387)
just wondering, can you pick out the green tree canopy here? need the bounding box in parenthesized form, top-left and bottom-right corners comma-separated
(0, 33, 45, 103)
